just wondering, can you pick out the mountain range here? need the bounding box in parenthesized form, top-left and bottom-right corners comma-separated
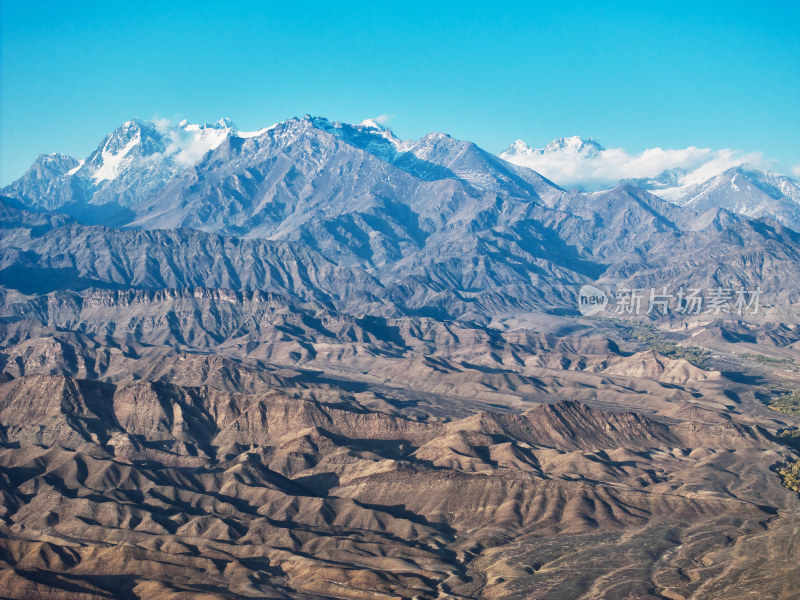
(2, 116, 800, 599)
(3, 116, 800, 323)
(8, 118, 800, 235)
(501, 135, 800, 232)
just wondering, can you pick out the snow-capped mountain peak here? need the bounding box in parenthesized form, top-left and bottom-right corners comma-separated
(501, 136, 605, 162)
(300, 115, 407, 156)
(0, 117, 247, 212)
(180, 117, 238, 133)
(34, 153, 80, 173)
(6, 116, 799, 235)
(544, 135, 605, 155)
(92, 123, 144, 182)
(504, 140, 531, 155)
(502, 136, 605, 157)
(212, 117, 236, 130)
(79, 117, 242, 184)
(627, 164, 800, 230)
(359, 118, 389, 131)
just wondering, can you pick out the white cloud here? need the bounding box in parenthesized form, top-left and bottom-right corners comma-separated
(793, 163, 800, 177)
(148, 118, 235, 168)
(152, 118, 173, 132)
(500, 137, 774, 191)
(171, 127, 230, 167)
(373, 114, 393, 125)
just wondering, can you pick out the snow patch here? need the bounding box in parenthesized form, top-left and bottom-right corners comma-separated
(237, 124, 277, 138)
(66, 159, 84, 176)
(93, 131, 141, 182)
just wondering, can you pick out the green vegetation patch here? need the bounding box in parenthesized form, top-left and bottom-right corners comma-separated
(777, 428, 800, 451)
(741, 353, 799, 373)
(768, 389, 800, 416)
(777, 459, 800, 493)
(592, 317, 710, 369)
(741, 353, 795, 366)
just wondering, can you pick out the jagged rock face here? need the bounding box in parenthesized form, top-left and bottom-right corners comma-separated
(4, 193, 800, 321)
(0, 154, 83, 213)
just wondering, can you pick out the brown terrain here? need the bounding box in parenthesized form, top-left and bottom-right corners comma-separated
(1, 292, 799, 600)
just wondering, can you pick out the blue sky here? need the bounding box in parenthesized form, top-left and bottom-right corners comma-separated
(1, 0, 798, 185)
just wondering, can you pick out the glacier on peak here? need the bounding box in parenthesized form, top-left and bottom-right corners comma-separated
(66, 160, 85, 176)
(92, 128, 142, 182)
